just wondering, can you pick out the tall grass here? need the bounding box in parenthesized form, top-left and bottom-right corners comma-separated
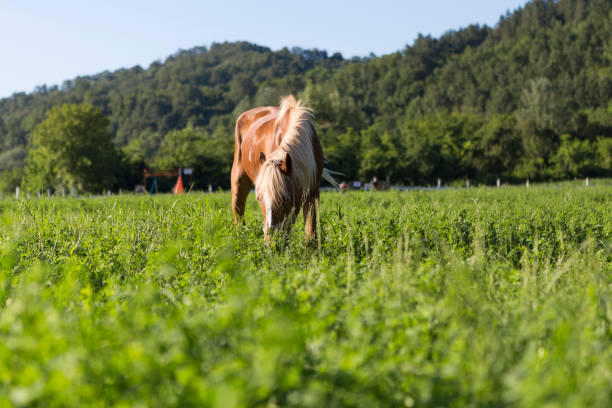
(0, 185, 610, 407)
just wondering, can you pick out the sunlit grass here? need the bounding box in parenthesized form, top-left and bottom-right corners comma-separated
(0, 185, 610, 407)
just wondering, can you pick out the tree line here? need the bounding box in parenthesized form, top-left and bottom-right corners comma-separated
(1, 0, 611, 193)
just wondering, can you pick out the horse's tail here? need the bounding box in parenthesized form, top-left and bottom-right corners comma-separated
(322, 168, 342, 188)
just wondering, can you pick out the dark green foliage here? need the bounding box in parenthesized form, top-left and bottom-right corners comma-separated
(0, 148, 26, 192)
(153, 126, 233, 190)
(2, 1, 612, 191)
(22, 104, 120, 193)
(0, 185, 610, 406)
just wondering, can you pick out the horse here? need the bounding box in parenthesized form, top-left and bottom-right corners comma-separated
(231, 95, 336, 241)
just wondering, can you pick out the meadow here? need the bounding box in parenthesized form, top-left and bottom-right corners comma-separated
(0, 184, 610, 407)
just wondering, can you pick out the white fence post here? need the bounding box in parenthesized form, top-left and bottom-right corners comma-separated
(526, 179, 530, 188)
(437, 178, 441, 188)
(497, 178, 500, 188)
(15, 187, 19, 199)
(585, 177, 589, 186)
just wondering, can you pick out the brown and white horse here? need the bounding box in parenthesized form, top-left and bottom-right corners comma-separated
(231, 95, 336, 241)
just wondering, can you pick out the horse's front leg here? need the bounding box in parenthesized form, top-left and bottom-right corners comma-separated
(231, 169, 252, 226)
(302, 197, 318, 243)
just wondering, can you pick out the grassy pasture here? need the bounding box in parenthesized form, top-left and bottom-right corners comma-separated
(0, 185, 610, 407)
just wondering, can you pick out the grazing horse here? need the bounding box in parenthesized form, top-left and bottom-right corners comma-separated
(231, 95, 335, 241)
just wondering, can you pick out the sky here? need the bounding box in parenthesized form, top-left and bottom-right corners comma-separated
(0, 0, 526, 98)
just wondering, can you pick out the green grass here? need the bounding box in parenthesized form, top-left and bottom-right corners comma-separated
(0, 185, 610, 407)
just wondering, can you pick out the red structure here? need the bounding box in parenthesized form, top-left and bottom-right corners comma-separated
(143, 168, 178, 186)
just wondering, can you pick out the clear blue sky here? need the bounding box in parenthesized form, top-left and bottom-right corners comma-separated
(0, 0, 526, 98)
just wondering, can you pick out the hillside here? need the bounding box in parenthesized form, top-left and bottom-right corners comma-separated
(0, 42, 344, 156)
(1, 0, 611, 192)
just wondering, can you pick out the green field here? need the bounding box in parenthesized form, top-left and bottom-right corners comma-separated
(0, 185, 611, 407)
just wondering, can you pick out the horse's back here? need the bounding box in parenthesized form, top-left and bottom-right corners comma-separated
(235, 106, 279, 145)
(233, 106, 282, 181)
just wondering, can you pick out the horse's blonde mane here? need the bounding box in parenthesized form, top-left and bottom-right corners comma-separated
(256, 96, 317, 212)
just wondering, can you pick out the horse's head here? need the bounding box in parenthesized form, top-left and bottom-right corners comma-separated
(256, 151, 296, 240)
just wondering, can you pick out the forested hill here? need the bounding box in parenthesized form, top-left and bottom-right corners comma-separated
(1, 0, 612, 192)
(0, 43, 345, 160)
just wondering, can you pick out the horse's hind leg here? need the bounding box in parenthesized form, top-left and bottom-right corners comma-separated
(231, 168, 252, 225)
(302, 196, 319, 243)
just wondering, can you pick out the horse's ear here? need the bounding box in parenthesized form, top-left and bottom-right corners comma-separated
(280, 152, 292, 174)
(259, 152, 266, 164)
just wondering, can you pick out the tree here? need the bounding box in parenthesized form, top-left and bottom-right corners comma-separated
(595, 137, 612, 173)
(551, 134, 596, 178)
(516, 78, 557, 131)
(358, 126, 402, 181)
(154, 125, 234, 190)
(0, 167, 22, 193)
(22, 104, 119, 193)
(319, 127, 361, 181)
(466, 114, 522, 179)
(400, 112, 478, 184)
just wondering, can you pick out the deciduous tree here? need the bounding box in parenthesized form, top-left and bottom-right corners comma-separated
(22, 104, 119, 192)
